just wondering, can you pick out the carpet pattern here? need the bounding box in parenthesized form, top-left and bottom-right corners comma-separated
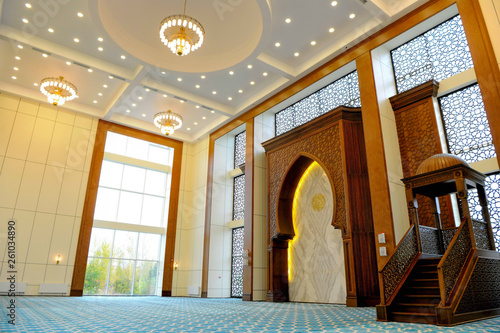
(0, 296, 499, 332)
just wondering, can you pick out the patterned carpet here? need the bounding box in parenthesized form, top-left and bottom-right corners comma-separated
(0, 297, 499, 332)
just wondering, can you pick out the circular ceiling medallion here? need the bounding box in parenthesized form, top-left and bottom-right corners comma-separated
(97, 0, 267, 73)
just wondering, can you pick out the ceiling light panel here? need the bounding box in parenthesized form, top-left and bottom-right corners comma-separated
(0, 39, 123, 108)
(0, 1, 140, 72)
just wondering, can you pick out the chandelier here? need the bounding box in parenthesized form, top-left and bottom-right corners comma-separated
(40, 76, 77, 106)
(159, 0, 205, 56)
(154, 110, 183, 136)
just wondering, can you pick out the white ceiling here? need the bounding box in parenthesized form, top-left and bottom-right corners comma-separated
(0, 0, 429, 143)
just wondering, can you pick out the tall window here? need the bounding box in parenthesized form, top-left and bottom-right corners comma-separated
(83, 132, 173, 295)
(391, 15, 473, 93)
(275, 71, 361, 136)
(231, 227, 244, 298)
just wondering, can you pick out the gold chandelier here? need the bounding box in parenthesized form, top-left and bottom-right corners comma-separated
(159, 0, 205, 56)
(154, 110, 183, 136)
(40, 76, 77, 106)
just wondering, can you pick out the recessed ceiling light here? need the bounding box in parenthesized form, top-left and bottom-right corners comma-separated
(98, 47, 103, 51)
(25, 3, 32, 8)
(120, 55, 126, 59)
(109, 75, 113, 79)
(250, 81, 255, 85)
(138, 96, 143, 100)
(294, 52, 300, 57)
(11, 76, 17, 80)
(210, 110, 215, 113)
(311, 41, 316, 46)
(177, 77, 182, 81)
(98, 37, 103, 42)
(48, 28, 54, 33)
(196, 105, 200, 108)
(329, 27, 335, 33)
(13, 67, 19, 71)
(187, 127, 191, 130)
(212, 91, 217, 94)
(22, 18, 29, 23)
(98, 93, 102, 96)
(126, 109, 130, 113)
(42, 53, 48, 57)
(103, 84, 108, 88)
(88, 68, 92, 72)
(142, 114, 146, 117)
(247, 64, 253, 69)
(33, 83, 38, 86)
(132, 103, 136, 107)
(66, 61, 71, 65)
(331, 1, 338, 6)
(161, 71, 166, 75)
(77, 12, 83, 17)
(18, 45, 23, 49)
(285, 18, 291, 23)
(74, 38, 79, 43)
(180, 100, 184, 103)
(145, 88, 150, 92)
(201, 75, 206, 79)
(15, 56, 20, 60)
(195, 85, 200, 88)
(275, 42, 280, 47)
(202, 116, 206, 119)
(163, 94, 167, 97)
(263, 72, 268, 76)
(229, 71, 234, 75)
(228, 97, 232, 100)
(93, 100, 97, 103)
(194, 122, 198, 125)
(349, 13, 356, 19)
(238, 89, 243, 93)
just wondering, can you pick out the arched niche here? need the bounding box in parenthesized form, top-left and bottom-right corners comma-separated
(262, 106, 380, 306)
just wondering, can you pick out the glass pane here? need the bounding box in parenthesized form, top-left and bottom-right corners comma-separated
(117, 191, 143, 224)
(83, 257, 110, 295)
(121, 165, 146, 193)
(144, 170, 167, 196)
(94, 187, 120, 221)
(234, 131, 246, 168)
(125, 137, 149, 161)
(104, 132, 127, 156)
(99, 160, 123, 189)
(112, 230, 138, 259)
(141, 195, 164, 227)
(233, 175, 245, 221)
(137, 233, 161, 260)
(148, 145, 171, 165)
(88, 228, 114, 257)
(133, 261, 158, 295)
(107, 259, 134, 295)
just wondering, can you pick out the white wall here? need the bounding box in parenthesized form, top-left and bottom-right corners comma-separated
(0, 92, 97, 295)
(172, 137, 208, 297)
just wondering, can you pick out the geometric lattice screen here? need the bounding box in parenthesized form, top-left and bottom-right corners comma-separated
(233, 174, 245, 221)
(234, 131, 246, 168)
(231, 227, 244, 298)
(391, 15, 473, 93)
(275, 70, 361, 136)
(468, 173, 500, 250)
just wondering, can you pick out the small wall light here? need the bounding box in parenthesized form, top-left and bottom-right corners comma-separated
(173, 262, 179, 270)
(56, 255, 61, 265)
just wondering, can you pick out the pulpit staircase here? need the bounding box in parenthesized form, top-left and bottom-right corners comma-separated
(376, 155, 500, 326)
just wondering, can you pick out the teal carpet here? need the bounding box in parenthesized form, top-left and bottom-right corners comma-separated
(0, 296, 499, 332)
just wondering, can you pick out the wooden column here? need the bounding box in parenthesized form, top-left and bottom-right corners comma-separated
(243, 120, 254, 301)
(201, 137, 215, 298)
(356, 52, 396, 269)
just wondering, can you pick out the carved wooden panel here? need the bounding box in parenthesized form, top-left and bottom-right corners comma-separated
(456, 257, 500, 314)
(267, 124, 345, 238)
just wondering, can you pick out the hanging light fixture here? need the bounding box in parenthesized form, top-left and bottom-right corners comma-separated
(154, 110, 183, 136)
(40, 76, 77, 106)
(159, 0, 205, 56)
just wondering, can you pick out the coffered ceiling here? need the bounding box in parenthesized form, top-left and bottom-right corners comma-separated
(0, 0, 429, 142)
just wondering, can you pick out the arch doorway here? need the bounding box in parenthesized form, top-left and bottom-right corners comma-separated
(288, 162, 346, 304)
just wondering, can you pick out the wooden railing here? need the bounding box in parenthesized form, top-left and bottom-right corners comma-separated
(379, 225, 419, 305)
(437, 218, 473, 305)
